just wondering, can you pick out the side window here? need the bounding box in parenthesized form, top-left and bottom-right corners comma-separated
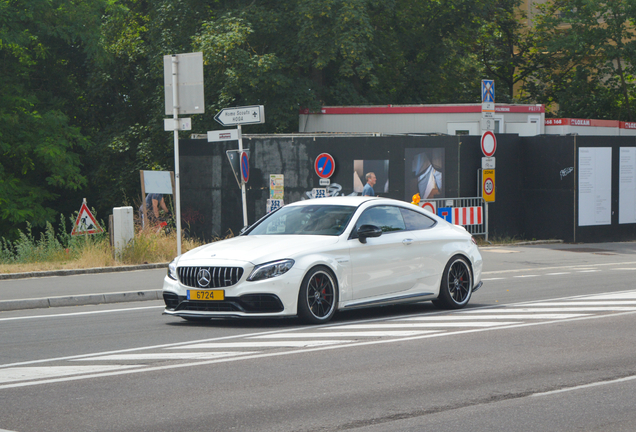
(355, 206, 406, 233)
(400, 208, 437, 231)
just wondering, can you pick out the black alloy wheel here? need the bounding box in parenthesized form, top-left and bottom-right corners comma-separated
(434, 256, 473, 309)
(298, 266, 338, 324)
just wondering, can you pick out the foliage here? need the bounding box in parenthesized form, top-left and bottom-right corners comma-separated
(5, 0, 636, 245)
(519, 0, 636, 120)
(0, 213, 204, 269)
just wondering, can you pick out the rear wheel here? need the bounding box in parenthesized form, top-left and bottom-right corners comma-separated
(297, 266, 338, 324)
(434, 256, 473, 309)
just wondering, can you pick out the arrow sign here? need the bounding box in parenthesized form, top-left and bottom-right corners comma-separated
(214, 105, 265, 126)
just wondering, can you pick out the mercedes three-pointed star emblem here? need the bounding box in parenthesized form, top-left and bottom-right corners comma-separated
(197, 269, 211, 287)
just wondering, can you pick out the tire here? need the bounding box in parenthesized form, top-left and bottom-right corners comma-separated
(434, 255, 473, 309)
(297, 266, 338, 324)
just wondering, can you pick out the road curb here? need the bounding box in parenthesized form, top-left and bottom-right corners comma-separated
(0, 263, 169, 280)
(0, 290, 163, 312)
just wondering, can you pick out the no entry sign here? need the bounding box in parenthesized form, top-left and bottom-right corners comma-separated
(315, 153, 335, 179)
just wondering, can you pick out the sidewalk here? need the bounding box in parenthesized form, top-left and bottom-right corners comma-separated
(0, 263, 168, 312)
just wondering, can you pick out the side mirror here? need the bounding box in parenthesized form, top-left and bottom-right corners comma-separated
(357, 224, 382, 243)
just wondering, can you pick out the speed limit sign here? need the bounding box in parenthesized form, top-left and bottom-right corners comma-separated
(482, 169, 495, 202)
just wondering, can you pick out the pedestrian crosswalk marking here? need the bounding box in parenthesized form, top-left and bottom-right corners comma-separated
(402, 314, 587, 320)
(167, 341, 352, 349)
(0, 365, 139, 384)
(253, 331, 440, 338)
(464, 307, 636, 313)
(4, 289, 636, 389)
(72, 352, 257, 361)
(324, 322, 519, 329)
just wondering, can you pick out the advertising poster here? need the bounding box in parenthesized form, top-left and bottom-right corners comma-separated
(619, 147, 636, 224)
(269, 174, 284, 199)
(578, 147, 612, 226)
(404, 148, 445, 201)
(353, 160, 389, 196)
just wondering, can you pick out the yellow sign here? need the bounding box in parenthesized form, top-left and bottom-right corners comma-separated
(482, 169, 495, 202)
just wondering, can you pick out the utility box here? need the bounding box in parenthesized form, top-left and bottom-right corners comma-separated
(113, 207, 134, 258)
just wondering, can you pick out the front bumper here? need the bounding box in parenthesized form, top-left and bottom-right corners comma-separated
(162, 265, 305, 319)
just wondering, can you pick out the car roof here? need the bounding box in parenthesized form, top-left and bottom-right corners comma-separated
(287, 196, 408, 207)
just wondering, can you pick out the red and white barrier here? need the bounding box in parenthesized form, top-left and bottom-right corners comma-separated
(453, 206, 482, 226)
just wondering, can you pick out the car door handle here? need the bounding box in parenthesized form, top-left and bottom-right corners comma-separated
(402, 239, 413, 245)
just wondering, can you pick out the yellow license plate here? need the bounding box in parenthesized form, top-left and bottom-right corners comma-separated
(188, 290, 225, 301)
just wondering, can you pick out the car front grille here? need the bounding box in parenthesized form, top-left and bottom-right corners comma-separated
(178, 266, 244, 288)
(163, 293, 284, 313)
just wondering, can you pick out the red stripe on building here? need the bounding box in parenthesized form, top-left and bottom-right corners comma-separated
(299, 104, 545, 115)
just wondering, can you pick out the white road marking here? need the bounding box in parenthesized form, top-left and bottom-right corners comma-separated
(252, 331, 439, 338)
(482, 261, 636, 276)
(583, 292, 636, 300)
(327, 322, 519, 329)
(0, 365, 140, 384)
(545, 272, 570, 276)
(464, 307, 636, 313)
(612, 268, 636, 271)
(402, 314, 588, 320)
(578, 270, 600, 273)
(2, 310, 636, 390)
(513, 275, 539, 278)
(167, 341, 352, 349)
(0, 305, 165, 322)
(533, 301, 636, 306)
(482, 278, 506, 281)
(72, 352, 257, 361)
(531, 374, 636, 398)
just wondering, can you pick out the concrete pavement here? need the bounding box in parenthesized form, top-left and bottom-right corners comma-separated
(0, 263, 168, 312)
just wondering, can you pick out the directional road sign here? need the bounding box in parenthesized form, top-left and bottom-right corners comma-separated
(215, 105, 265, 127)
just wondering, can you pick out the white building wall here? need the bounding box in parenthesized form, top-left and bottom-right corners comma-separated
(299, 105, 545, 136)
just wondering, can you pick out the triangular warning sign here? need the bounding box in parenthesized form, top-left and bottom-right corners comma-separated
(71, 202, 104, 236)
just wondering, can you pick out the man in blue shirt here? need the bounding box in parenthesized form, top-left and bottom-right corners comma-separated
(362, 172, 376, 196)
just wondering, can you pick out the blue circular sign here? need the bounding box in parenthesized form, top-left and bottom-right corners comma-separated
(240, 151, 249, 183)
(315, 153, 335, 179)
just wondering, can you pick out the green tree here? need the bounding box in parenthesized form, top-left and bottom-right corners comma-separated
(0, 0, 112, 239)
(520, 0, 636, 120)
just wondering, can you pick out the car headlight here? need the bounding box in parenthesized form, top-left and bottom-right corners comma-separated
(247, 259, 295, 282)
(167, 259, 178, 281)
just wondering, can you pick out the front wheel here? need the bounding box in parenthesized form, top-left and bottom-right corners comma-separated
(434, 256, 473, 309)
(297, 266, 338, 324)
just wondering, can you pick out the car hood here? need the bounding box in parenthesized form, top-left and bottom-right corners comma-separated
(177, 235, 341, 265)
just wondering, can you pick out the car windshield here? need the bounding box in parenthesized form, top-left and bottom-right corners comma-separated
(248, 205, 357, 236)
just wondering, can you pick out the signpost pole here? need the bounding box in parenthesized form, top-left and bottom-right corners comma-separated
(237, 125, 248, 227)
(171, 55, 182, 256)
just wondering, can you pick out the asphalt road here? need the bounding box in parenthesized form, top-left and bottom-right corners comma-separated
(1, 242, 636, 432)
